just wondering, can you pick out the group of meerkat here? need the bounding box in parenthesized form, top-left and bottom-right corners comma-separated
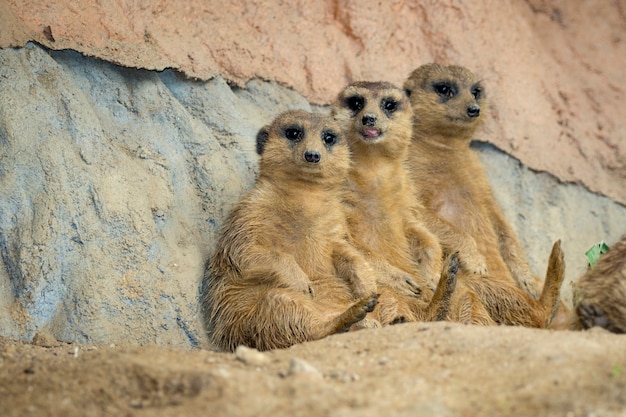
(201, 63, 624, 352)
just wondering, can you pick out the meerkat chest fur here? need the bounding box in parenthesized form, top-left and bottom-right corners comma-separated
(404, 63, 518, 276)
(332, 81, 420, 260)
(227, 110, 352, 277)
(415, 146, 493, 235)
(404, 63, 497, 230)
(264, 183, 347, 262)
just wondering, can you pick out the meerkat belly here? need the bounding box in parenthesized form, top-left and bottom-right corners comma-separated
(433, 189, 510, 275)
(432, 189, 483, 232)
(348, 192, 414, 267)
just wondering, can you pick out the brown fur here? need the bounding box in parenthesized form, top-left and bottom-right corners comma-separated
(403, 63, 566, 327)
(331, 81, 478, 324)
(571, 235, 626, 333)
(201, 110, 380, 351)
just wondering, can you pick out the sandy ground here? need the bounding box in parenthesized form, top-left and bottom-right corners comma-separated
(2, 322, 625, 417)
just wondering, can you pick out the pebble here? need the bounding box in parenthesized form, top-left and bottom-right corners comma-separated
(235, 345, 271, 366)
(286, 357, 323, 379)
(31, 332, 60, 348)
(328, 370, 359, 383)
(588, 326, 610, 334)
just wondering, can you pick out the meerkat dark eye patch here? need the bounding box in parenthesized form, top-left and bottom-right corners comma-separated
(433, 82, 457, 100)
(345, 95, 365, 113)
(381, 98, 399, 115)
(284, 126, 304, 142)
(321, 130, 338, 147)
(471, 85, 483, 100)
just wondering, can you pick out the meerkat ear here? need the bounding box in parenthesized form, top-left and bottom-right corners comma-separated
(256, 126, 270, 155)
(403, 77, 414, 97)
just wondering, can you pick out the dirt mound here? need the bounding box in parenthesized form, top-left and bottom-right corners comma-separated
(2, 323, 625, 416)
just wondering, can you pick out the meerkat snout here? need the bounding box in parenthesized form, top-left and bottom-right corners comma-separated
(467, 105, 480, 118)
(304, 150, 321, 163)
(362, 114, 377, 126)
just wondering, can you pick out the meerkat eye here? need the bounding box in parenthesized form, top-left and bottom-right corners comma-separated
(382, 98, 398, 114)
(321, 130, 337, 146)
(284, 127, 304, 141)
(434, 82, 454, 98)
(472, 86, 483, 100)
(345, 95, 365, 112)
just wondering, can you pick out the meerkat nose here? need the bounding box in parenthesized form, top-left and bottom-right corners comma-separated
(362, 114, 377, 126)
(467, 105, 480, 118)
(304, 150, 321, 163)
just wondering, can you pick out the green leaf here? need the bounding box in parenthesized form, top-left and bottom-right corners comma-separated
(585, 241, 610, 268)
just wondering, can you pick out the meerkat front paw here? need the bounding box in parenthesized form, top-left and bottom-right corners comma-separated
(290, 277, 315, 297)
(518, 274, 539, 298)
(350, 278, 378, 299)
(403, 277, 423, 295)
(461, 253, 488, 275)
(382, 274, 422, 297)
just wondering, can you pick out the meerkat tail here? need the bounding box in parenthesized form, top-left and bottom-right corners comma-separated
(425, 252, 459, 321)
(539, 239, 566, 323)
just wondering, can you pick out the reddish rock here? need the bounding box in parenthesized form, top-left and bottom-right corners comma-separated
(1, 0, 625, 204)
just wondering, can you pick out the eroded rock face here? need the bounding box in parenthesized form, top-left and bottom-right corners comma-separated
(0, 44, 625, 346)
(0, 44, 311, 346)
(2, 0, 625, 205)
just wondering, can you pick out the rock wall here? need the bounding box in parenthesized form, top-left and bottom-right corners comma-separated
(1, 43, 625, 346)
(0, 44, 312, 346)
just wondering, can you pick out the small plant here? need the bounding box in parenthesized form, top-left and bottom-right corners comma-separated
(585, 241, 610, 268)
(612, 365, 622, 378)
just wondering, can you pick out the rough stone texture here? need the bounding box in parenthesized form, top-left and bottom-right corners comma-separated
(1, 43, 625, 346)
(475, 141, 626, 305)
(0, 44, 311, 346)
(3, 0, 625, 205)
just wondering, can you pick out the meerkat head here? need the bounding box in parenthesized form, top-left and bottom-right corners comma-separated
(331, 81, 413, 158)
(403, 63, 486, 140)
(255, 110, 350, 185)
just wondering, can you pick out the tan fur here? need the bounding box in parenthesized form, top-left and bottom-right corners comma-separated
(331, 81, 468, 324)
(571, 235, 626, 333)
(403, 63, 566, 327)
(201, 110, 380, 351)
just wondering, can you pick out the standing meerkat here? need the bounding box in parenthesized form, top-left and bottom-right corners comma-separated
(201, 110, 380, 351)
(331, 81, 486, 324)
(572, 235, 626, 333)
(403, 63, 565, 327)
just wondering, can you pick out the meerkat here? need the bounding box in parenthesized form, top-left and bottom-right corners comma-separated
(201, 110, 380, 351)
(331, 81, 443, 290)
(571, 235, 626, 333)
(331, 81, 490, 325)
(403, 63, 566, 327)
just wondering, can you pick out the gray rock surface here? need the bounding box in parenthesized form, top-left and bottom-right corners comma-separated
(0, 43, 310, 346)
(0, 43, 624, 346)
(475, 142, 626, 305)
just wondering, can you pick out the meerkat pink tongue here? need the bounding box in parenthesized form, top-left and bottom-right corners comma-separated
(363, 128, 379, 138)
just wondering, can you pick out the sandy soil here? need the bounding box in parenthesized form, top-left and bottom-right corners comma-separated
(2, 322, 625, 417)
